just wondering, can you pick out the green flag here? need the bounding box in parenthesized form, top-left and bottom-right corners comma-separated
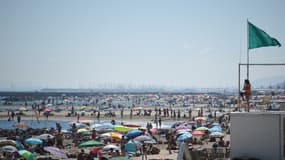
(248, 21, 281, 49)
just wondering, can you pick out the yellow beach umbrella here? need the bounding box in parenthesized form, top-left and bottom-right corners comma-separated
(114, 125, 132, 132)
(195, 127, 209, 131)
(110, 132, 122, 139)
(77, 128, 89, 133)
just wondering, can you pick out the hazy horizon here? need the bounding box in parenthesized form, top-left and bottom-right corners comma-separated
(1, 0, 285, 91)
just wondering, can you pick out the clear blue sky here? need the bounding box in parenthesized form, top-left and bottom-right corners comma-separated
(0, 0, 285, 90)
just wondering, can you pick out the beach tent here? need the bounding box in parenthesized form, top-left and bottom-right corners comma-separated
(125, 140, 137, 154)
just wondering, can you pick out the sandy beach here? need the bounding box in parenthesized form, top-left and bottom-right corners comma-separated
(0, 105, 231, 160)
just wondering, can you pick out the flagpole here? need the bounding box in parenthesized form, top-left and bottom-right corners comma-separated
(246, 19, 249, 80)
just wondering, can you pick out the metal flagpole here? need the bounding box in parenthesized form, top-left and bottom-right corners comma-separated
(246, 19, 249, 80)
(238, 63, 241, 111)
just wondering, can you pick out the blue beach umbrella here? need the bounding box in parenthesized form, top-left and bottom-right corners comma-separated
(177, 132, 192, 142)
(209, 126, 222, 133)
(171, 122, 186, 128)
(25, 138, 43, 145)
(126, 129, 143, 138)
(212, 122, 220, 126)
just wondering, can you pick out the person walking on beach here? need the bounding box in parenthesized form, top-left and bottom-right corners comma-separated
(158, 117, 162, 128)
(17, 115, 21, 123)
(11, 111, 15, 120)
(97, 111, 101, 121)
(141, 143, 148, 160)
(130, 108, 133, 119)
(188, 108, 192, 119)
(120, 108, 124, 119)
(77, 113, 80, 123)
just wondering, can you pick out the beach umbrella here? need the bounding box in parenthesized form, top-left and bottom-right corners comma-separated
(123, 123, 141, 128)
(195, 117, 206, 121)
(191, 130, 205, 136)
(114, 125, 132, 132)
(96, 124, 114, 130)
(209, 126, 222, 133)
(80, 131, 92, 135)
(69, 122, 88, 129)
(36, 133, 54, 140)
(0, 140, 16, 147)
(44, 146, 68, 159)
(195, 127, 209, 131)
(1, 145, 17, 153)
(19, 107, 27, 111)
(79, 140, 104, 148)
(211, 122, 220, 126)
(171, 122, 186, 128)
(110, 132, 122, 139)
(90, 123, 103, 129)
(103, 144, 120, 151)
(77, 128, 89, 133)
(177, 132, 192, 142)
(25, 138, 43, 145)
(80, 106, 87, 110)
(100, 132, 122, 139)
(133, 135, 153, 142)
(18, 150, 36, 160)
(15, 123, 30, 129)
(176, 125, 189, 130)
(44, 108, 52, 112)
(100, 132, 112, 139)
(209, 132, 225, 138)
(126, 129, 143, 138)
(176, 130, 190, 135)
(78, 118, 93, 124)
